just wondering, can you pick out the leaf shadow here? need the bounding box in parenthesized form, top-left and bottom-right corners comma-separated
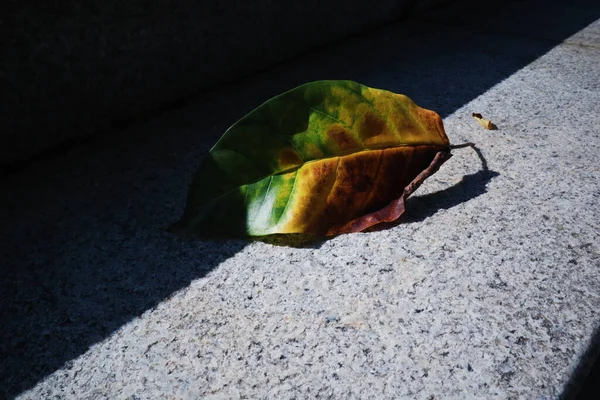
(370, 144, 499, 230)
(404, 144, 499, 222)
(250, 234, 327, 249)
(403, 167, 500, 223)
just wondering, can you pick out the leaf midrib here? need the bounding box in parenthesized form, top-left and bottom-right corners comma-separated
(272, 142, 449, 176)
(208, 143, 449, 208)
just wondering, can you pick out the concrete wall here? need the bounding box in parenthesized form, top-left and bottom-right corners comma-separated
(1, 0, 449, 166)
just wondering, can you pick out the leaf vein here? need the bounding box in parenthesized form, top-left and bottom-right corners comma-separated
(277, 171, 298, 226)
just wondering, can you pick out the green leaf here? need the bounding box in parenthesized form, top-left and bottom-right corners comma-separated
(171, 80, 452, 237)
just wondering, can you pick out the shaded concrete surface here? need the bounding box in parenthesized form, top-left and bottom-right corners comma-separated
(1, 0, 599, 398)
(575, 348, 600, 399)
(0, 0, 450, 167)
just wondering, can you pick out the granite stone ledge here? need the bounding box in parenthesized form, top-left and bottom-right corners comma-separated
(2, 1, 598, 398)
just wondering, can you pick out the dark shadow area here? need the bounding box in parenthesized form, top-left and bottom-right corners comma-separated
(368, 144, 499, 231)
(251, 234, 327, 249)
(360, 166, 499, 233)
(403, 168, 500, 222)
(1, 0, 599, 398)
(0, 121, 249, 397)
(404, 143, 499, 222)
(562, 324, 600, 399)
(1, 0, 429, 167)
(0, 187, 248, 398)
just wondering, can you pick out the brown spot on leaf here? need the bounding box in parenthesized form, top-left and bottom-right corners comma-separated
(324, 151, 381, 225)
(359, 112, 386, 140)
(361, 147, 413, 212)
(278, 148, 303, 170)
(328, 124, 361, 152)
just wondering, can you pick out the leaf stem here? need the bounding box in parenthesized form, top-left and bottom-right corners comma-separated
(450, 142, 488, 171)
(449, 142, 476, 149)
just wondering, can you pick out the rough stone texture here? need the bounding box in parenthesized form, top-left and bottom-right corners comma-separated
(1, 0, 599, 399)
(0, 0, 450, 167)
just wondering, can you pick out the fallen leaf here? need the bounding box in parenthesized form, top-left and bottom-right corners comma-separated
(472, 113, 497, 130)
(171, 80, 456, 238)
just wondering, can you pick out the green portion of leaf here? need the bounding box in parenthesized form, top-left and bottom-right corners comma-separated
(173, 80, 450, 237)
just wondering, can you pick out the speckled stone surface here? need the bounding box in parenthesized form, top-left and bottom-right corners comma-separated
(1, 1, 599, 399)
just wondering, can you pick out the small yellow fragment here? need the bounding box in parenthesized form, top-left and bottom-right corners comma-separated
(472, 113, 497, 130)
